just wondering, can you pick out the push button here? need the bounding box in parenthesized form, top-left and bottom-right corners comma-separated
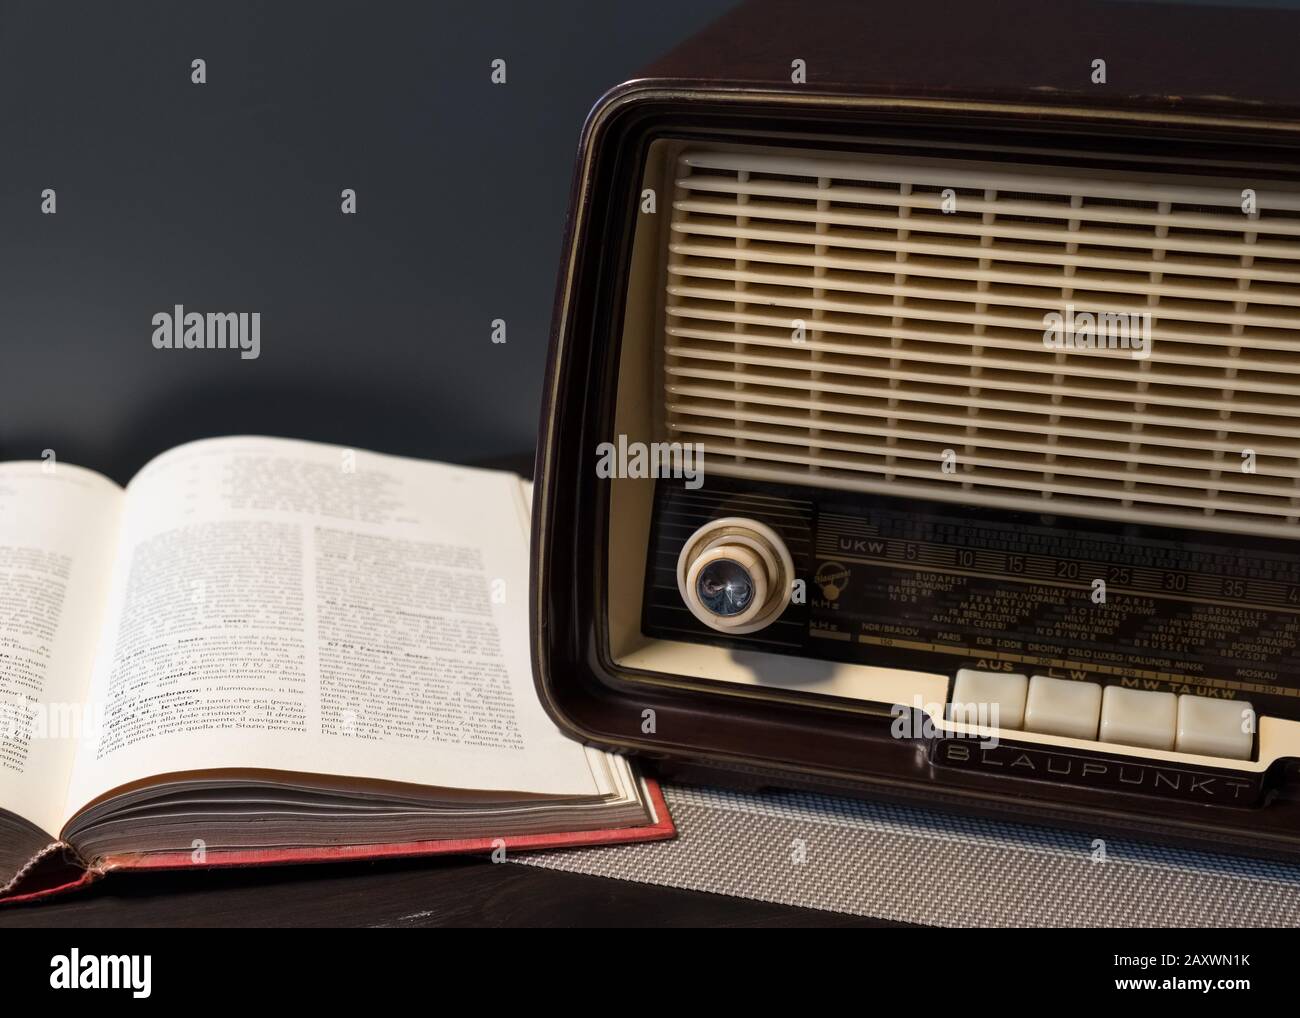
(1024, 675, 1102, 740)
(1175, 695, 1255, 760)
(947, 669, 1028, 730)
(1099, 686, 1177, 751)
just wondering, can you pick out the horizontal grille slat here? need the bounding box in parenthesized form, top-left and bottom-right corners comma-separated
(665, 399, 1300, 462)
(668, 264, 1300, 324)
(660, 146, 1300, 537)
(667, 422, 1300, 496)
(666, 372, 1300, 440)
(679, 150, 1300, 211)
(669, 222, 1300, 285)
(666, 307, 1300, 368)
(669, 238, 1300, 310)
(665, 383, 1300, 450)
(674, 177, 1300, 237)
(667, 293, 1300, 353)
(666, 343, 1300, 404)
(674, 197, 1300, 260)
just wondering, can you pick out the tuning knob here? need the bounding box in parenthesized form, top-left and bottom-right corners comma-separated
(676, 517, 794, 634)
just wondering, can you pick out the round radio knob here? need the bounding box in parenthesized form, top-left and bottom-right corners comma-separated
(676, 517, 794, 634)
(695, 554, 760, 618)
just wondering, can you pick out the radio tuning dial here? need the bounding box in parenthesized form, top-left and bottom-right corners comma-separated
(676, 517, 795, 634)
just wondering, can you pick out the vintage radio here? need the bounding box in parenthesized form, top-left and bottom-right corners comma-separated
(531, 0, 1300, 857)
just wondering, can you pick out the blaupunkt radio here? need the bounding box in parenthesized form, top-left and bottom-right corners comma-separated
(531, 0, 1300, 857)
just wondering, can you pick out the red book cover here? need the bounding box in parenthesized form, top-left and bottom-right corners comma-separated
(0, 779, 674, 905)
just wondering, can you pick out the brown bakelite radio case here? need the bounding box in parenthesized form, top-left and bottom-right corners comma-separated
(531, 0, 1300, 857)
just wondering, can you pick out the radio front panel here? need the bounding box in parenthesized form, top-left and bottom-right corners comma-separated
(598, 132, 1300, 814)
(532, 25, 1300, 853)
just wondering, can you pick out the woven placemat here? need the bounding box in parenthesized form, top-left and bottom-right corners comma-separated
(513, 783, 1300, 926)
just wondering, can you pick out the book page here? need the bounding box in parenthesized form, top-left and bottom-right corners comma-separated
(63, 436, 602, 823)
(0, 463, 122, 835)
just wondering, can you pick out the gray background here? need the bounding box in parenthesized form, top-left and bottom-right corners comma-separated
(0, 0, 736, 483)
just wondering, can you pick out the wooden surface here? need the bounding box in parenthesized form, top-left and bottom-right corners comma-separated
(0, 856, 901, 927)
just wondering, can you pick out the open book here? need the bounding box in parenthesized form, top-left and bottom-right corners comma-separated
(0, 436, 670, 903)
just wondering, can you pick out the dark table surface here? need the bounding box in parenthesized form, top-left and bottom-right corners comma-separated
(0, 855, 898, 927)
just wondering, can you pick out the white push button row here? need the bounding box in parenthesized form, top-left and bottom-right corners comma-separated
(945, 670, 1255, 762)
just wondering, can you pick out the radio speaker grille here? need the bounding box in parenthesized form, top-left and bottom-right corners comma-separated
(661, 147, 1300, 536)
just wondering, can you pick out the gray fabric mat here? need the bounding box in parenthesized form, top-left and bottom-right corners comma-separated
(513, 783, 1300, 926)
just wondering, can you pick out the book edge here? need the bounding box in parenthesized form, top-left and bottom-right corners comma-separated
(90, 777, 674, 875)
